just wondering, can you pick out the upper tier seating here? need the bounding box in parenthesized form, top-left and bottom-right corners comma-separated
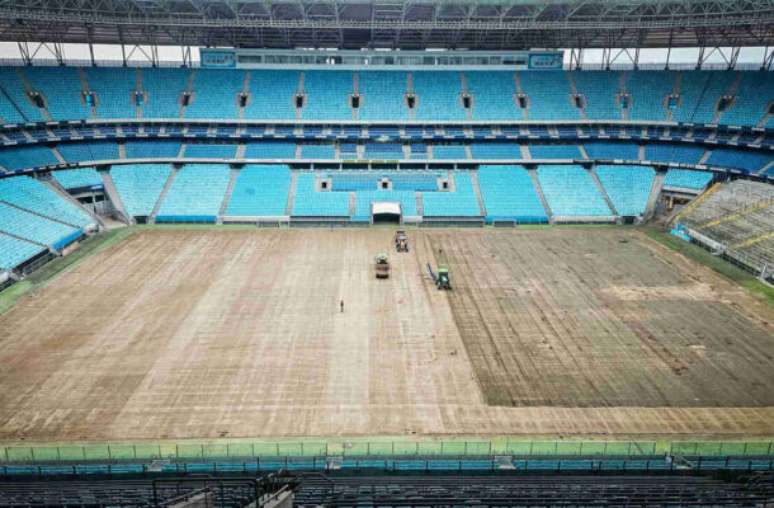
(225, 165, 290, 217)
(433, 145, 468, 160)
(645, 143, 706, 165)
(141, 68, 190, 118)
(706, 148, 772, 173)
(243, 70, 300, 120)
(422, 172, 480, 217)
(155, 164, 230, 222)
(595, 165, 655, 216)
(519, 71, 579, 121)
(111, 164, 171, 217)
(292, 173, 350, 217)
(85, 67, 137, 119)
(529, 143, 580, 159)
(585, 142, 640, 161)
(244, 142, 296, 159)
(53, 168, 103, 189)
(58, 141, 118, 163)
(24, 67, 91, 121)
(478, 165, 548, 223)
(354, 190, 418, 220)
(625, 71, 675, 121)
(301, 144, 335, 159)
(124, 140, 181, 159)
(0, 232, 46, 270)
(719, 72, 771, 126)
(0, 201, 81, 249)
(0, 68, 45, 123)
(413, 72, 466, 121)
(184, 143, 237, 159)
(662, 169, 713, 190)
(685, 71, 737, 124)
(0, 176, 93, 227)
(303, 71, 353, 120)
(466, 72, 521, 121)
(358, 71, 408, 121)
(0, 145, 58, 171)
(537, 165, 612, 217)
(573, 71, 622, 120)
(471, 143, 519, 159)
(185, 69, 245, 119)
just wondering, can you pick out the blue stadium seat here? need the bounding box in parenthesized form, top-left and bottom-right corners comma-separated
(54, 168, 103, 189)
(595, 165, 655, 216)
(124, 140, 181, 159)
(478, 165, 548, 223)
(0, 232, 46, 271)
(0, 201, 81, 249)
(466, 72, 520, 121)
(645, 143, 705, 164)
(85, 67, 137, 119)
(413, 72, 466, 121)
(302, 71, 353, 120)
(471, 143, 519, 159)
(0, 145, 58, 171)
(292, 173, 350, 217)
(707, 148, 772, 173)
(244, 142, 296, 159)
(537, 165, 612, 217)
(0, 176, 94, 227)
(353, 190, 418, 220)
(433, 144, 468, 160)
(243, 70, 300, 120)
(573, 71, 623, 120)
(111, 164, 171, 217)
(155, 164, 231, 222)
(184, 143, 237, 159)
(185, 69, 245, 119)
(0, 67, 46, 123)
(422, 172, 480, 217)
(530, 144, 581, 159)
(358, 71, 408, 121)
(585, 142, 640, 161)
(225, 165, 290, 217)
(58, 141, 119, 163)
(141, 68, 190, 118)
(662, 168, 713, 190)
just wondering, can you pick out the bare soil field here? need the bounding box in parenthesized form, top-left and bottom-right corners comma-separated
(0, 227, 772, 441)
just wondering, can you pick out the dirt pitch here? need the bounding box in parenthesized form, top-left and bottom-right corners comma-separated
(0, 227, 773, 442)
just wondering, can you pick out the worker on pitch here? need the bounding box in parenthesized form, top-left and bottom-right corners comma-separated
(340, 299, 344, 313)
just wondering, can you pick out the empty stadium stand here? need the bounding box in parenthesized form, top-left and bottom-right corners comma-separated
(478, 165, 548, 223)
(155, 164, 230, 223)
(111, 164, 171, 219)
(225, 165, 291, 218)
(595, 165, 655, 217)
(537, 165, 614, 219)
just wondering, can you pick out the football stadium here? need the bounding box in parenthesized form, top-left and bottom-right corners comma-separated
(0, 0, 773, 504)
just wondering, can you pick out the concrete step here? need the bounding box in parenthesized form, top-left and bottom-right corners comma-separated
(100, 170, 133, 224)
(285, 171, 298, 216)
(528, 169, 552, 222)
(589, 166, 619, 217)
(149, 166, 178, 223)
(218, 167, 241, 223)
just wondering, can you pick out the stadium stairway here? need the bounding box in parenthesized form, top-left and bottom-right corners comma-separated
(589, 166, 619, 217)
(100, 170, 132, 224)
(285, 172, 298, 216)
(148, 166, 178, 224)
(217, 167, 241, 224)
(643, 169, 667, 220)
(527, 168, 553, 222)
(469, 171, 487, 217)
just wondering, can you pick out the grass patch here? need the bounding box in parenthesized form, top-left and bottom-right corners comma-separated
(644, 227, 774, 306)
(0, 227, 137, 316)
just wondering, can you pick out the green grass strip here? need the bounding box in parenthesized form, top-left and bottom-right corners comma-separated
(643, 227, 774, 306)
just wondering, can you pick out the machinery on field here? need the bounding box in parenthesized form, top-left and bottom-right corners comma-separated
(375, 253, 391, 279)
(394, 231, 409, 252)
(427, 263, 451, 290)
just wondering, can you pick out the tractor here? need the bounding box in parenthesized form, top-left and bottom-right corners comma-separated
(427, 263, 451, 290)
(394, 230, 409, 252)
(375, 253, 390, 279)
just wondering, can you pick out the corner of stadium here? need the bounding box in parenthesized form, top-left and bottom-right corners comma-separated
(0, 0, 773, 504)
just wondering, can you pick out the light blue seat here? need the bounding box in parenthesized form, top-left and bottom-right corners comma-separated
(0, 201, 80, 249)
(625, 71, 675, 121)
(353, 190, 418, 220)
(24, 67, 91, 121)
(365, 143, 403, 159)
(585, 142, 639, 161)
(645, 144, 705, 164)
(0, 176, 93, 227)
(520, 71, 579, 120)
(244, 142, 296, 159)
(391, 173, 438, 191)
(466, 72, 520, 120)
(331, 173, 380, 191)
(0, 67, 45, 123)
(537, 165, 612, 217)
(58, 141, 118, 163)
(225, 165, 290, 217)
(292, 173, 350, 217)
(358, 72, 408, 121)
(185, 69, 245, 119)
(0, 145, 58, 171)
(596, 165, 655, 216)
(478, 165, 548, 223)
(682, 71, 737, 124)
(413, 72, 466, 121)
(573, 71, 622, 120)
(86, 67, 137, 119)
(155, 164, 230, 222)
(720, 72, 772, 126)
(0, 232, 46, 270)
(184, 143, 236, 159)
(433, 145, 467, 160)
(243, 70, 300, 120)
(54, 168, 103, 189)
(707, 148, 771, 173)
(124, 140, 181, 159)
(471, 143, 519, 159)
(302, 71, 353, 120)
(141, 68, 190, 118)
(111, 164, 171, 217)
(422, 172, 480, 217)
(409, 144, 428, 159)
(529, 144, 580, 159)
(300, 144, 335, 159)
(663, 169, 713, 190)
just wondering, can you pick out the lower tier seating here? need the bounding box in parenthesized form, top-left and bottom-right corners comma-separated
(0, 232, 46, 270)
(111, 164, 171, 217)
(225, 165, 291, 217)
(422, 172, 481, 217)
(663, 169, 714, 191)
(537, 165, 612, 217)
(155, 164, 230, 222)
(595, 165, 655, 216)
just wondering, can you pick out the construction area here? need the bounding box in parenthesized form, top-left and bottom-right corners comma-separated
(0, 227, 772, 444)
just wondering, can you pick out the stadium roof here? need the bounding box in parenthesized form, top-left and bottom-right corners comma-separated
(1, 0, 773, 50)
